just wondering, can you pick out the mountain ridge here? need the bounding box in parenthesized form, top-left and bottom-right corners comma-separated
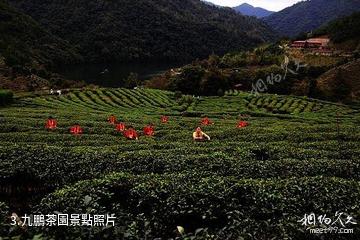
(265, 0, 360, 37)
(234, 3, 274, 18)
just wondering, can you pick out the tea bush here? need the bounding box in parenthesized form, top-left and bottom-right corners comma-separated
(0, 88, 359, 239)
(27, 173, 360, 239)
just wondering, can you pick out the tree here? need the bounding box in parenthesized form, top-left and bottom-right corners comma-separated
(171, 65, 204, 95)
(334, 69, 351, 101)
(124, 72, 140, 88)
(200, 69, 229, 96)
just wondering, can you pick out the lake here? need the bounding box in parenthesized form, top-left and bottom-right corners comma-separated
(57, 62, 182, 87)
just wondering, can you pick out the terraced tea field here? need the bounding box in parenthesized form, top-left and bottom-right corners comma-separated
(0, 88, 360, 239)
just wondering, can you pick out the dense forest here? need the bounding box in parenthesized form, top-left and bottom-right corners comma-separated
(0, 0, 85, 90)
(147, 42, 358, 102)
(265, 0, 360, 37)
(146, 10, 360, 102)
(147, 45, 292, 96)
(314, 12, 360, 45)
(7, 0, 276, 63)
(0, 0, 81, 68)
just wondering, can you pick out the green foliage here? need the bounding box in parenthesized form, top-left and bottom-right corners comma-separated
(217, 88, 224, 97)
(32, 174, 360, 239)
(177, 95, 194, 106)
(123, 72, 140, 89)
(0, 88, 359, 238)
(0, 202, 9, 236)
(334, 69, 352, 100)
(164, 45, 289, 96)
(170, 65, 231, 96)
(170, 65, 205, 95)
(220, 45, 284, 68)
(158, 41, 353, 99)
(0, 89, 13, 106)
(200, 69, 229, 96)
(8, 0, 276, 62)
(314, 12, 360, 44)
(173, 91, 183, 100)
(3, 45, 29, 66)
(0, 0, 82, 68)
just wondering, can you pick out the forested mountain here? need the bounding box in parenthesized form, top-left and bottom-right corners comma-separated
(8, 0, 276, 63)
(314, 12, 360, 45)
(0, 0, 81, 68)
(234, 3, 274, 18)
(265, 0, 360, 37)
(0, 0, 84, 91)
(201, 0, 219, 7)
(316, 59, 360, 103)
(313, 13, 360, 99)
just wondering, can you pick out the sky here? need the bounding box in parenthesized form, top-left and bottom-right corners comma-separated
(206, 0, 304, 12)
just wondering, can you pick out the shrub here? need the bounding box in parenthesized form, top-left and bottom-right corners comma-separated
(31, 174, 360, 239)
(0, 88, 359, 239)
(124, 72, 140, 89)
(0, 202, 9, 236)
(173, 91, 183, 100)
(217, 88, 224, 97)
(0, 89, 13, 106)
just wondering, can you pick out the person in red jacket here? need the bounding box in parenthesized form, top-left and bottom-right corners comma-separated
(108, 115, 117, 125)
(115, 122, 126, 132)
(143, 124, 155, 136)
(124, 126, 138, 140)
(70, 124, 83, 135)
(161, 115, 169, 123)
(45, 116, 57, 130)
(237, 121, 249, 128)
(201, 117, 213, 126)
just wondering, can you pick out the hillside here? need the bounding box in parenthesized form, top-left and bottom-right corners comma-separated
(265, 0, 360, 37)
(0, 0, 81, 68)
(0, 0, 84, 90)
(8, 0, 276, 62)
(234, 3, 274, 18)
(301, 13, 360, 103)
(147, 44, 355, 99)
(314, 12, 360, 51)
(316, 59, 360, 102)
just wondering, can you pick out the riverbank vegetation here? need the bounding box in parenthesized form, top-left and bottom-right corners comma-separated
(147, 44, 358, 103)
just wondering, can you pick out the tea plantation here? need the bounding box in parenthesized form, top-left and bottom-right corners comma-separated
(0, 88, 359, 239)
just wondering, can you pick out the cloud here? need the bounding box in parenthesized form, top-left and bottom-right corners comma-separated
(206, 0, 303, 11)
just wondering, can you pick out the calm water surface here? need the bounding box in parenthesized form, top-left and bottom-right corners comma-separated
(58, 62, 182, 87)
